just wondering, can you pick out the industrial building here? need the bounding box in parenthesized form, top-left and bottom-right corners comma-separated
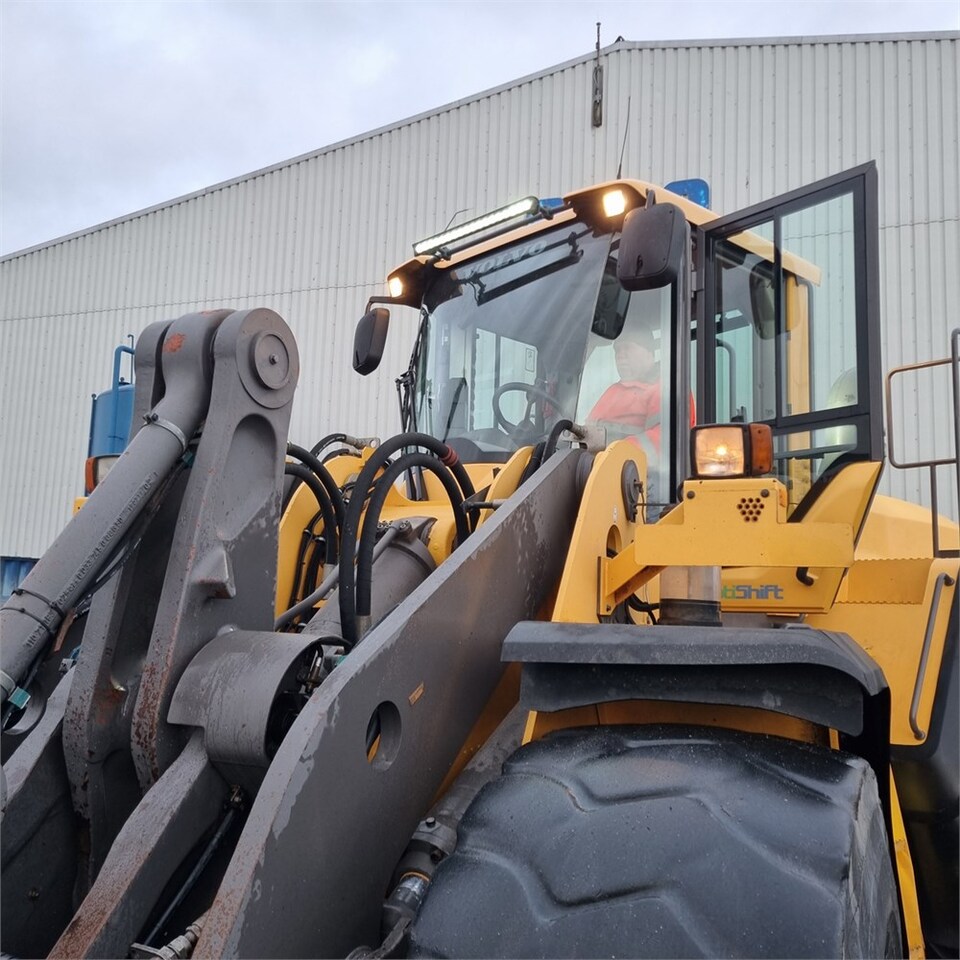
(1, 31, 957, 578)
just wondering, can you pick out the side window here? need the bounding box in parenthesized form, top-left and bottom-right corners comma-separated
(712, 220, 777, 425)
(577, 285, 672, 421)
(782, 193, 859, 415)
(578, 283, 676, 511)
(577, 335, 619, 421)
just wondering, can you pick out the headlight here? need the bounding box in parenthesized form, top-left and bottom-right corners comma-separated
(387, 275, 404, 298)
(691, 424, 773, 478)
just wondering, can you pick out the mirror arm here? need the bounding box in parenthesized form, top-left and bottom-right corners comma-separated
(364, 294, 405, 313)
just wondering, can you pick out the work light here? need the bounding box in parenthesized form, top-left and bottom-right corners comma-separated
(602, 189, 627, 217)
(413, 197, 540, 256)
(691, 424, 773, 478)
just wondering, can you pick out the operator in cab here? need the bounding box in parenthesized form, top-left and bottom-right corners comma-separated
(588, 324, 694, 453)
(589, 326, 661, 437)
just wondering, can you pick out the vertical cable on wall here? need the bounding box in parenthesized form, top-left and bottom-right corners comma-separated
(592, 23, 604, 128)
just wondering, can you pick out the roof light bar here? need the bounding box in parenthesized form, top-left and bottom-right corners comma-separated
(413, 196, 540, 256)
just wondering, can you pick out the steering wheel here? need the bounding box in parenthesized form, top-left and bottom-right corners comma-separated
(492, 381, 567, 438)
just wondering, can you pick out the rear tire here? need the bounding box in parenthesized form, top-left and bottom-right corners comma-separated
(410, 725, 902, 958)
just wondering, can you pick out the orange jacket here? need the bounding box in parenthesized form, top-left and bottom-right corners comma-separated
(589, 381, 695, 450)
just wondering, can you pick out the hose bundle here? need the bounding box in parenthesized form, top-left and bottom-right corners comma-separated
(338, 433, 475, 647)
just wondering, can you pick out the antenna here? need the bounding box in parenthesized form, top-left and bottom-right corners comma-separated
(442, 208, 469, 231)
(616, 96, 631, 179)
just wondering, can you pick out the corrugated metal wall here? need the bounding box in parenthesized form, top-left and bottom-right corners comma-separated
(2, 32, 957, 557)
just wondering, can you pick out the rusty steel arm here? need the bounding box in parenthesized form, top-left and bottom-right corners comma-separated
(2, 307, 302, 957)
(0, 312, 230, 707)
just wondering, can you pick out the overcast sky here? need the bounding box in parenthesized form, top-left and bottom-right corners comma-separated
(1, 0, 957, 256)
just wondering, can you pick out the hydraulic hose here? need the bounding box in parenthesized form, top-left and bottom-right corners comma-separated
(302, 527, 327, 599)
(274, 522, 402, 634)
(542, 418, 575, 462)
(352, 432, 476, 516)
(339, 433, 476, 647)
(284, 464, 338, 568)
(518, 440, 547, 488)
(309, 432, 374, 458)
(309, 433, 347, 457)
(355, 452, 471, 632)
(286, 443, 345, 531)
(519, 420, 579, 488)
(288, 508, 323, 609)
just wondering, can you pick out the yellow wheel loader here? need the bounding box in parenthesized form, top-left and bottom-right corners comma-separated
(1, 162, 957, 959)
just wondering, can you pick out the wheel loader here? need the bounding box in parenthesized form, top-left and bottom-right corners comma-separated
(1, 161, 957, 959)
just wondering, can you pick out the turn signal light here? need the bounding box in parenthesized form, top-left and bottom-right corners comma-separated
(691, 424, 773, 478)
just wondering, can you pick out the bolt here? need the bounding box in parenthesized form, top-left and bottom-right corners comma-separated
(268, 354, 279, 365)
(424, 816, 437, 829)
(28, 887, 40, 900)
(760, 488, 770, 498)
(686, 490, 696, 500)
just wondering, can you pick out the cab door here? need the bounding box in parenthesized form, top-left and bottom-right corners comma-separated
(696, 162, 883, 513)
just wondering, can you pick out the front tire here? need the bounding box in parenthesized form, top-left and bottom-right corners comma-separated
(410, 725, 902, 958)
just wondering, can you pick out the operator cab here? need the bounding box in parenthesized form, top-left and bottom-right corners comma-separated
(356, 165, 883, 519)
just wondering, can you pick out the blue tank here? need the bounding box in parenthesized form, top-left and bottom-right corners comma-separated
(87, 345, 135, 457)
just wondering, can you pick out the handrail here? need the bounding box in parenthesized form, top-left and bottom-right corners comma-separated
(884, 328, 960, 558)
(909, 571, 957, 739)
(953, 327, 960, 514)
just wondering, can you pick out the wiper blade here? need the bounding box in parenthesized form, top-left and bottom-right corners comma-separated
(461, 228, 590, 304)
(475, 250, 583, 305)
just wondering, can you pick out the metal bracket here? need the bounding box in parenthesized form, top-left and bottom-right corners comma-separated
(142, 413, 189, 454)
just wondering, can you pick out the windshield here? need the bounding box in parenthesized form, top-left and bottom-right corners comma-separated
(414, 222, 677, 503)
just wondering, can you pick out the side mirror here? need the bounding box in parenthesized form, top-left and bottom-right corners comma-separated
(749, 264, 776, 339)
(353, 307, 390, 375)
(617, 202, 687, 291)
(591, 257, 630, 339)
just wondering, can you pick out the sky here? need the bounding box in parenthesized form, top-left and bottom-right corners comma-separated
(1, 0, 957, 256)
